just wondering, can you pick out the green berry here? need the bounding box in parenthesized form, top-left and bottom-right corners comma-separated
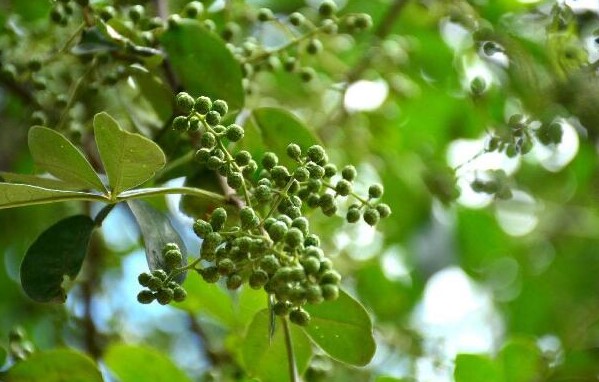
(291, 217, 309, 235)
(176, 92, 195, 113)
(321, 284, 339, 301)
(226, 274, 243, 290)
(201, 132, 217, 148)
(210, 208, 227, 231)
(217, 258, 235, 275)
(302, 256, 321, 275)
(271, 166, 290, 184)
(189, 116, 201, 132)
(137, 289, 155, 304)
(341, 165, 357, 181)
(183, 1, 204, 18)
(99, 6, 115, 20)
(285, 227, 304, 248)
(304, 246, 324, 258)
(323, 164, 337, 178)
(470, 76, 486, 95)
(255, 185, 272, 202)
(354, 13, 373, 29)
(273, 300, 292, 316)
(346, 207, 361, 223)
(207, 155, 222, 170)
(321, 18, 338, 34)
(164, 250, 182, 269)
(172, 116, 190, 131)
(299, 67, 316, 82)
(284, 57, 298, 72)
(128, 5, 144, 22)
(167, 14, 182, 29)
(243, 160, 258, 177)
(249, 269, 269, 289)
(212, 99, 228, 116)
(205, 111, 221, 126)
(227, 171, 244, 189)
(257, 8, 274, 22)
(156, 288, 174, 305)
(318, 1, 337, 17)
(306, 39, 323, 55)
(147, 276, 162, 291)
(376, 203, 391, 218)
(363, 207, 380, 226)
(240, 207, 259, 229)
(268, 221, 288, 242)
(226, 124, 244, 142)
(319, 193, 335, 210)
(138, 272, 152, 287)
(368, 184, 384, 199)
(173, 287, 187, 302)
(289, 12, 305, 26)
(27, 59, 42, 72)
(235, 150, 251, 166)
(152, 269, 168, 281)
(304, 234, 321, 247)
(262, 152, 278, 169)
(260, 255, 280, 275)
(320, 270, 341, 285)
(306, 162, 325, 179)
(294, 167, 310, 181)
(195, 148, 211, 163)
(286, 143, 302, 160)
(289, 308, 311, 326)
(195, 96, 212, 114)
(200, 266, 220, 283)
(306, 285, 324, 304)
(335, 179, 352, 196)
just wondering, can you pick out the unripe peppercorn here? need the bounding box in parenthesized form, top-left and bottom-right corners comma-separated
(212, 99, 228, 116)
(306, 162, 325, 179)
(226, 274, 243, 290)
(240, 207, 258, 229)
(287, 143, 302, 160)
(285, 227, 304, 248)
(290, 308, 311, 326)
(321, 18, 338, 34)
(176, 92, 195, 113)
(268, 221, 288, 242)
(128, 5, 144, 22)
(376, 203, 391, 218)
(226, 124, 244, 141)
(260, 255, 280, 275)
(346, 207, 361, 223)
(235, 150, 251, 166)
(294, 167, 310, 181)
(321, 284, 339, 301)
(173, 287, 187, 302)
(289, 12, 305, 26)
(227, 172, 244, 189)
(156, 288, 174, 305)
(306, 39, 323, 55)
(302, 256, 321, 275)
(205, 111, 221, 126)
(183, 1, 204, 18)
(335, 179, 352, 196)
(257, 8, 274, 22)
(262, 152, 278, 169)
(304, 234, 321, 247)
(299, 67, 316, 82)
(273, 300, 292, 316)
(147, 276, 162, 291)
(210, 208, 227, 231)
(138, 272, 152, 287)
(201, 132, 217, 148)
(164, 250, 182, 269)
(200, 266, 220, 283)
(354, 13, 373, 29)
(284, 57, 298, 72)
(318, 1, 337, 17)
(172, 116, 190, 131)
(137, 290, 155, 304)
(320, 270, 341, 285)
(217, 258, 235, 275)
(368, 184, 384, 199)
(249, 269, 269, 289)
(195, 96, 212, 114)
(363, 207, 380, 226)
(152, 269, 168, 281)
(306, 285, 324, 304)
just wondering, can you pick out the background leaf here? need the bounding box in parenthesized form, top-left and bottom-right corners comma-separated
(160, 19, 244, 112)
(5, 348, 102, 382)
(20, 215, 95, 303)
(454, 354, 501, 382)
(94, 112, 166, 196)
(28, 126, 106, 192)
(244, 108, 321, 167)
(0, 183, 105, 209)
(242, 310, 312, 382)
(104, 343, 191, 382)
(127, 200, 187, 283)
(499, 337, 543, 382)
(303, 290, 375, 366)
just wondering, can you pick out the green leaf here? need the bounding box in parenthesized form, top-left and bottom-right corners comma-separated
(0, 183, 106, 209)
(454, 354, 501, 382)
(28, 126, 106, 192)
(129, 64, 173, 122)
(160, 19, 244, 112)
(94, 112, 166, 196)
(303, 290, 375, 366)
(245, 108, 321, 167)
(173, 276, 236, 327)
(0, 172, 85, 191)
(499, 338, 543, 382)
(127, 200, 186, 283)
(20, 215, 95, 303)
(0, 345, 6, 367)
(242, 310, 312, 382)
(5, 348, 102, 382)
(375, 377, 411, 382)
(104, 344, 191, 382)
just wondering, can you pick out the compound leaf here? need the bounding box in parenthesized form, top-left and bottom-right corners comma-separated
(0, 183, 105, 209)
(5, 348, 102, 382)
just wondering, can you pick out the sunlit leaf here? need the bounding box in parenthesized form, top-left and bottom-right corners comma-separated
(499, 337, 543, 382)
(0, 172, 85, 191)
(242, 310, 312, 382)
(454, 354, 501, 382)
(160, 19, 244, 111)
(5, 348, 102, 382)
(303, 290, 375, 366)
(20, 215, 95, 303)
(127, 200, 186, 283)
(0, 183, 105, 209)
(94, 112, 166, 196)
(28, 126, 106, 192)
(104, 344, 191, 382)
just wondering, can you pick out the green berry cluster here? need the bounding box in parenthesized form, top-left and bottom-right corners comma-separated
(136, 243, 188, 305)
(231, 2, 373, 86)
(168, 93, 391, 325)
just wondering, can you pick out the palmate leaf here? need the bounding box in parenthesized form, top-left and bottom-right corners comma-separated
(28, 126, 106, 192)
(0, 183, 106, 209)
(94, 112, 166, 196)
(20, 215, 95, 303)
